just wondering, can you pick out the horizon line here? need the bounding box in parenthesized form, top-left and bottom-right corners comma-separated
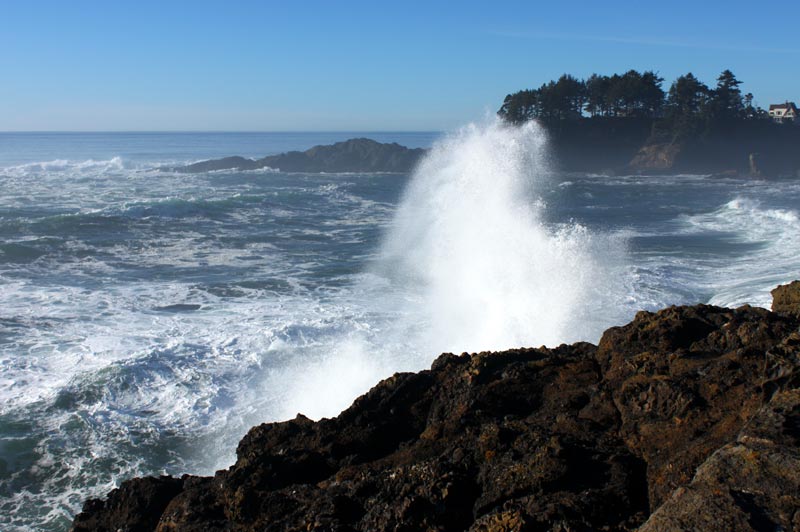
(0, 129, 445, 134)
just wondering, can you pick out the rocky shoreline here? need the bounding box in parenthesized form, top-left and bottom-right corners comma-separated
(163, 128, 800, 179)
(72, 283, 800, 531)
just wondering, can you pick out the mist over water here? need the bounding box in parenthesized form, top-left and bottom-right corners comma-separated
(266, 125, 800, 425)
(1, 129, 799, 531)
(379, 120, 627, 352)
(268, 120, 628, 424)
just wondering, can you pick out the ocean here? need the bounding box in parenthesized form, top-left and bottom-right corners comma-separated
(1, 123, 798, 530)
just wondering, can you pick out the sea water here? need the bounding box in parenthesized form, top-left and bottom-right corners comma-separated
(1, 123, 798, 530)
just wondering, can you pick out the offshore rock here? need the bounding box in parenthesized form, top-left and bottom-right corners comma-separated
(169, 138, 426, 174)
(72, 294, 800, 531)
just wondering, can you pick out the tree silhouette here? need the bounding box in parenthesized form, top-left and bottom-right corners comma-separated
(711, 69, 744, 119)
(497, 69, 764, 135)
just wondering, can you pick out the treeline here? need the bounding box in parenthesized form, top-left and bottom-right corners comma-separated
(498, 70, 765, 137)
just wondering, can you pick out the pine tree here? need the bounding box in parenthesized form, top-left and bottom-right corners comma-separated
(712, 69, 744, 119)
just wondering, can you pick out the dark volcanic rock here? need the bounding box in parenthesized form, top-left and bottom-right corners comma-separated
(178, 156, 263, 173)
(639, 388, 800, 531)
(169, 138, 426, 174)
(72, 293, 800, 531)
(72, 476, 183, 532)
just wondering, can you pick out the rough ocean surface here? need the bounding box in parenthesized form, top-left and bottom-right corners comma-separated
(4, 125, 800, 530)
(72, 282, 800, 531)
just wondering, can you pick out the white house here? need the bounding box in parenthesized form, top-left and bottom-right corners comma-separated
(768, 102, 798, 123)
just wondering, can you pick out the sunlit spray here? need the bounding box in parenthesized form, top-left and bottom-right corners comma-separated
(273, 118, 627, 421)
(379, 119, 626, 354)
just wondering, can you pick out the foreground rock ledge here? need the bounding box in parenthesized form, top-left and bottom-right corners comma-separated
(72, 285, 800, 531)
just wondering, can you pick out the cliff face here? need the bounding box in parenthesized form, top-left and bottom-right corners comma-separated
(545, 117, 655, 174)
(167, 128, 800, 177)
(543, 118, 800, 177)
(72, 284, 800, 531)
(627, 122, 800, 177)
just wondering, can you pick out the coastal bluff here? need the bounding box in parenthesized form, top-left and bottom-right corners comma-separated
(72, 282, 800, 531)
(166, 138, 426, 174)
(542, 117, 800, 177)
(164, 130, 800, 178)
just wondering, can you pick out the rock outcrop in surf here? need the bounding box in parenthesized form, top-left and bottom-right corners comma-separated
(72, 283, 800, 531)
(167, 138, 426, 174)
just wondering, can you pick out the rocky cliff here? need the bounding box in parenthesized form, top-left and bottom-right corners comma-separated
(544, 118, 800, 177)
(169, 139, 426, 174)
(72, 283, 800, 531)
(167, 127, 800, 178)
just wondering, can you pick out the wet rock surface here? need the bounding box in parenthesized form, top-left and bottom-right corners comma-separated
(72, 286, 800, 531)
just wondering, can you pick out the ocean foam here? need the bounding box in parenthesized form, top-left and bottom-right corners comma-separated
(376, 119, 628, 354)
(257, 120, 631, 429)
(7, 130, 800, 530)
(686, 196, 800, 308)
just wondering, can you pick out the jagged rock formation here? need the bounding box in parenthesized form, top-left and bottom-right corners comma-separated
(168, 139, 426, 174)
(628, 142, 682, 172)
(72, 284, 800, 531)
(773, 281, 800, 318)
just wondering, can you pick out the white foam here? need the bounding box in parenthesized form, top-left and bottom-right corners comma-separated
(12, 128, 800, 529)
(377, 119, 628, 353)
(0, 156, 133, 178)
(682, 196, 800, 308)
(260, 119, 631, 427)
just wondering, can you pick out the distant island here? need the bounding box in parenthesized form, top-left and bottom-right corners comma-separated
(168, 71, 799, 178)
(166, 138, 426, 174)
(499, 69, 800, 177)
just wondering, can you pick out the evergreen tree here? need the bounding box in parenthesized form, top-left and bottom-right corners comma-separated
(665, 73, 711, 139)
(551, 74, 585, 120)
(497, 69, 760, 133)
(584, 74, 611, 116)
(711, 69, 744, 119)
(639, 71, 665, 117)
(743, 92, 755, 119)
(499, 90, 539, 124)
(666, 73, 710, 117)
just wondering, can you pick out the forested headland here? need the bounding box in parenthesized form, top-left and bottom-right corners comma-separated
(498, 70, 800, 176)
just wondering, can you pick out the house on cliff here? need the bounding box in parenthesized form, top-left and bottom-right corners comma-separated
(768, 102, 798, 123)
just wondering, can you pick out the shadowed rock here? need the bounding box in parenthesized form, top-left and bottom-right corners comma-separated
(168, 138, 427, 174)
(71, 285, 800, 531)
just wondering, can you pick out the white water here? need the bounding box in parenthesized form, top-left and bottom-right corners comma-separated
(264, 120, 629, 422)
(380, 120, 628, 353)
(686, 197, 800, 308)
(3, 129, 800, 530)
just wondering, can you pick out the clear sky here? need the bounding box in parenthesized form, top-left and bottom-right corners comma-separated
(1, 0, 798, 131)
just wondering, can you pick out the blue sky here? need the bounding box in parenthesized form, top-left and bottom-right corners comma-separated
(1, 0, 798, 131)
